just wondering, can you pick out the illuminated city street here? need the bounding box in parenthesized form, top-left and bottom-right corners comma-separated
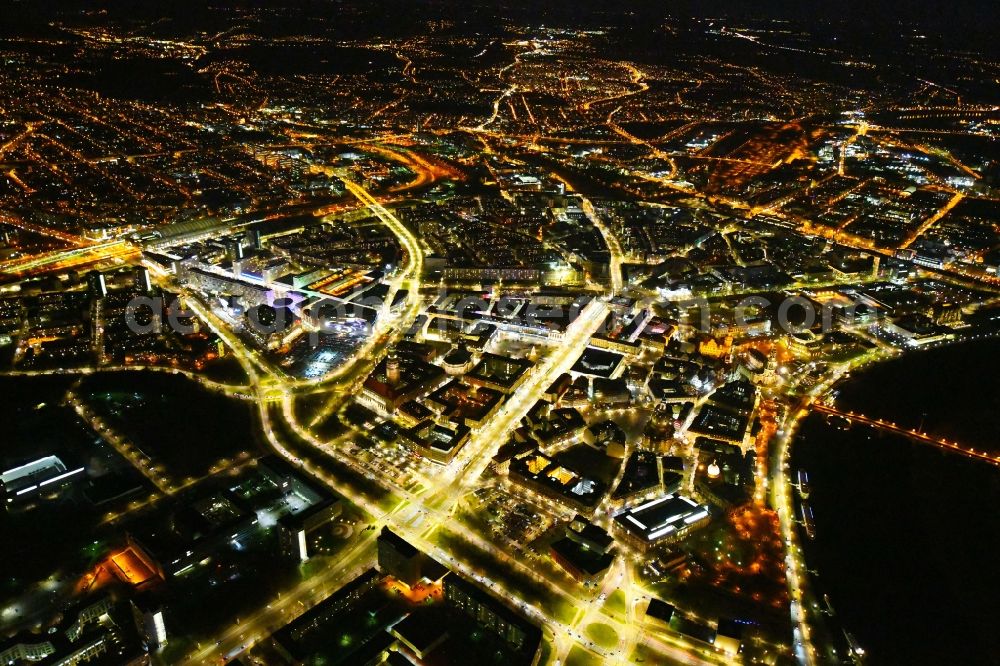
(1, 3, 1000, 666)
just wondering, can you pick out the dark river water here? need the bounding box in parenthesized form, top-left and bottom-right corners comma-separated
(791, 338, 1000, 665)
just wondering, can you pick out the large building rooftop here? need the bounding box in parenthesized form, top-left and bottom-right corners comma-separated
(614, 493, 710, 544)
(1, 455, 85, 501)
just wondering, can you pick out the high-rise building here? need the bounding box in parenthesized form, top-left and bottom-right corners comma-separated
(134, 266, 152, 293)
(376, 527, 422, 586)
(246, 229, 263, 250)
(226, 237, 245, 261)
(277, 498, 342, 562)
(131, 598, 168, 650)
(86, 271, 107, 299)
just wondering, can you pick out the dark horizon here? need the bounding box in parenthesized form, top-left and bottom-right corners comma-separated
(1, 2, 998, 665)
